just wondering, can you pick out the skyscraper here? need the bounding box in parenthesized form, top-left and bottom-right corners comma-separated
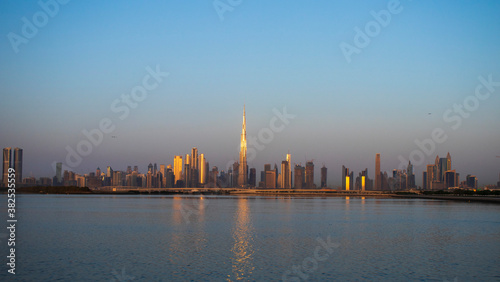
(320, 165, 327, 188)
(190, 148, 199, 186)
(174, 155, 183, 185)
(305, 161, 314, 189)
(238, 106, 248, 187)
(2, 148, 12, 187)
(426, 164, 435, 190)
(13, 148, 22, 185)
(286, 154, 292, 189)
(249, 168, 256, 187)
(375, 153, 381, 190)
(280, 160, 290, 188)
(342, 165, 353, 191)
(199, 153, 206, 185)
(191, 148, 198, 170)
(294, 165, 305, 189)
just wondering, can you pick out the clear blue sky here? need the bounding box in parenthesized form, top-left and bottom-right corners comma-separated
(1, 0, 499, 186)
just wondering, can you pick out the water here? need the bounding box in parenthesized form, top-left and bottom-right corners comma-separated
(1, 194, 499, 281)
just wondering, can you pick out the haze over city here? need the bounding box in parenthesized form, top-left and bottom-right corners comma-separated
(1, 0, 499, 186)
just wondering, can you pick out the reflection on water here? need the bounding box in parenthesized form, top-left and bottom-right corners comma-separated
(3, 195, 500, 281)
(229, 198, 255, 281)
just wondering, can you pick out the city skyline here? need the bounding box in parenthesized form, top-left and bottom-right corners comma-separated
(1, 106, 494, 188)
(1, 1, 499, 185)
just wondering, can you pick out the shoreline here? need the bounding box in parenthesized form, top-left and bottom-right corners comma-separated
(4, 187, 500, 203)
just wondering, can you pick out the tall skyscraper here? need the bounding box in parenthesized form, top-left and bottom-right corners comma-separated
(2, 148, 12, 187)
(375, 153, 381, 190)
(13, 148, 22, 185)
(238, 106, 248, 187)
(280, 160, 290, 188)
(190, 148, 199, 186)
(249, 168, 256, 187)
(321, 165, 327, 188)
(305, 161, 314, 189)
(426, 164, 435, 190)
(199, 153, 206, 185)
(286, 154, 292, 189)
(191, 148, 198, 171)
(446, 152, 452, 171)
(294, 165, 305, 189)
(174, 156, 183, 185)
(185, 154, 190, 186)
(342, 165, 353, 191)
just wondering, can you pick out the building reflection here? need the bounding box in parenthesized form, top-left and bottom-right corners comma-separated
(230, 197, 255, 281)
(172, 196, 183, 225)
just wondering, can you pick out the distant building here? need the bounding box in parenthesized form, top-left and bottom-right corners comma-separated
(294, 165, 305, 189)
(238, 106, 248, 187)
(444, 170, 458, 189)
(265, 170, 277, 189)
(305, 161, 314, 189)
(426, 164, 435, 190)
(466, 175, 477, 189)
(280, 157, 291, 189)
(342, 165, 354, 191)
(355, 169, 370, 191)
(375, 153, 381, 190)
(320, 165, 327, 188)
(174, 156, 183, 186)
(2, 148, 12, 187)
(249, 168, 256, 187)
(13, 148, 22, 185)
(199, 153, 206, 185)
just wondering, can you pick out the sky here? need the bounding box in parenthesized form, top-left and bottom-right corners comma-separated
(1, 0, 499, 186)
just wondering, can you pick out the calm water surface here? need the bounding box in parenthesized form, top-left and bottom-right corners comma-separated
(1, 194, 499, 281)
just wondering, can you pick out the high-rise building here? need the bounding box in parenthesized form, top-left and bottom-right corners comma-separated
(279, 155, 292, 189)
(342, 165, 353, 191)
(184, 163, 191, 188)
(422, 171, 427, 190)
(305, 161, 314, 189)
(174, 156, 183, 185)
(2, 148, 12, 187)
(238, 106, 248, 187)
(406, 161, 415, 188)
(13, 148, 22, 185)
(107, 166, 113, 178)
(294, 165, 305, 189)
(444, 170, 457, 188)
(191, 148, 198, 170)
(375, 153, 381, 190)
(249, 168, 256, 187)
(265, 170, 277, 188)
(55, 163, 64, 186)
(320, 165, 327, 188)
(199, 153, 206, 185)
(426, 164, 435, 190)
(286, 154, 292, 188)
(466, 175, 477, 189)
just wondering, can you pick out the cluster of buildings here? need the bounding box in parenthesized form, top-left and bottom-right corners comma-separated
(423, 153, 478, 190)
(1, 108, 496, 190)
